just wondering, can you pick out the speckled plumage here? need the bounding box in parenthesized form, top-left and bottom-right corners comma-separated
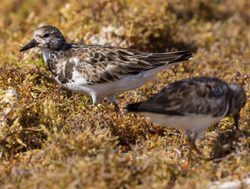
(20, 25, 192, 109)
(126, 77, 247, 154)
(20, 26, 191, 107)
(47, 45, 192, 84)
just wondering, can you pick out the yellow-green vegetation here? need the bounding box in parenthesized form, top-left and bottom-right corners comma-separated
(0, 0, 249, 188)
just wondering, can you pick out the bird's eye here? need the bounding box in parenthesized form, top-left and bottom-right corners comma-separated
(43, 33, 50, 38)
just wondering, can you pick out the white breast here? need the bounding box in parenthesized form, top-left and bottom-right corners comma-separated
(50, 60, 173, 101)
(64, 68, 88, 90)
(42, 49, 52, 65)
(59, 57, 96, 97)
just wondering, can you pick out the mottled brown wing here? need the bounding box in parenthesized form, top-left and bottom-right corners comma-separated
(71, 45, 192, 84)
(130, 77, 230, 117)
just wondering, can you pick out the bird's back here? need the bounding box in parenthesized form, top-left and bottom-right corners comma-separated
(127, 77, 231, 118)
(49, 44, 192, 85)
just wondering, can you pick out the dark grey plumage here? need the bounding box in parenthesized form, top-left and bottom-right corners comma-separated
(126, 77, 247, 154)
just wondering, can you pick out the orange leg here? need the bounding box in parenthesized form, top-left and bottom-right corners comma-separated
(187, 137, 203, 155)
(233, 113, 240, 130)
(113, 103, 120, 112)
(185, 130, 203, 156)
(107, 95, 120, 112)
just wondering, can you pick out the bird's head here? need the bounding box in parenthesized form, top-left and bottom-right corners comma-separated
(20, 25, 67, 52)
(228, 83, 247, 116)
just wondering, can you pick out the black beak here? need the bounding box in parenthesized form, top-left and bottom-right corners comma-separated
(19, 39, 38, 52)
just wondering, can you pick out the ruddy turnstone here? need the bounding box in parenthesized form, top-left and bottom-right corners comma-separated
(20, 25, 192, 110)
(126, 77, 247, 154)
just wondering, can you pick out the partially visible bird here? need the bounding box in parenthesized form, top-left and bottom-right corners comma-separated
(20, 25, 192, 110)
(126, 77, 247, 154)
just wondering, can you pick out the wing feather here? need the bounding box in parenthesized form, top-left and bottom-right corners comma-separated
(69, 45, 192, 84)
(129, 77, 230, 117)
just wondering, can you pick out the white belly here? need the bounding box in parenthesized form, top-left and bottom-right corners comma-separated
(61, 64, 170, 98)
(144, 112, 224, 134)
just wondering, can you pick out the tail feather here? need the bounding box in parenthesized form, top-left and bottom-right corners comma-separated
(169, 51, 193, 63)
(137, 51, 192, 64)
(126, 102, 142, 112)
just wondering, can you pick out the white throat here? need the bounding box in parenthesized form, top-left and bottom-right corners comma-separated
(42, 49, 52, 65)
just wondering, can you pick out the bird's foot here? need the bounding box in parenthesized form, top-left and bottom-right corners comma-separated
(113, 103, 120, 112)
(186, 137, 204, 159)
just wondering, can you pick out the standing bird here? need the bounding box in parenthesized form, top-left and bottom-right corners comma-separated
(20, 25, 192, 110)
(126, 77, 247, 154)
